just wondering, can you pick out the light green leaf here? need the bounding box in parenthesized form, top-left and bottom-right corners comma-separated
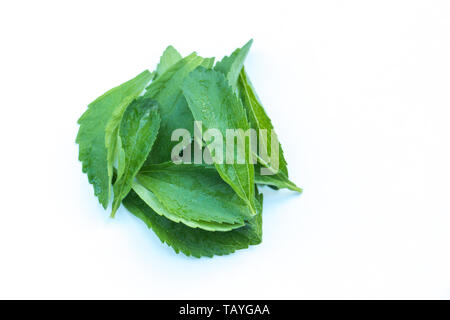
(155, 45, 182, 79)
(214, 39, 252, 89)
(255, 167, 302, 193)
(104, 71, 156, 200)
(122, 189, 262, 258)
(144, 53, 209, 164)
(182, 67, 257, 214)
(111, 96, 160, 216)
(134, 163, 253, 230)
(237, 68, 287, 174)
(201, 57, 215, 69)
(76, 70, 153, 208)
(132, 181, 242, 232)
(215, 42, 300, 191)
(238, 68, 302, 192)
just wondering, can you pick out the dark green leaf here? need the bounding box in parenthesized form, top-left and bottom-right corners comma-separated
(123, 189, 262, 258)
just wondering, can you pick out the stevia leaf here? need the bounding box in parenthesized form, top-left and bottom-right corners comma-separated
(122, 189, 262, 258)
(237, 67, 287, 175)
(132, 181, 243, 232)
(76, 70, 153, 208)
(111, 96, 160, 216)
(144, 53, 210, 164)
(134, 162, 253, 230)
(238, 68, 302, 192)
(201, 57, 215, 69)
(215, 43, 300, 191)
(214, 39, 253, 89)
(255, 167, 302, 192)
(155, 45, 182, 79)
(104, 71, 156, 198)
(182, 67, 257, 214)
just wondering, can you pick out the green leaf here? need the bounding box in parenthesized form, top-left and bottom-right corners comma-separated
(155, 45, 182, 79)
(214, 39, 252, 89)
(238, 68, 302, 192)
(133, 163, 253, 231)
(76, 70, 153, 208)
(111, 96, 161, 216)
(215, 42, 300, 191)
(122, 189, 262, 258)
(255, 167, 302, 193)
(201, 57, 215, 69)
(237, 68, 287, 174)
(131, 181, 242, 232)
(144, 53, 209, 164)
(182, 67, 257, 214)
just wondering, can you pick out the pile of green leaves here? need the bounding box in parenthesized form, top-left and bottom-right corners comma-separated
(76, 40, 301, 257)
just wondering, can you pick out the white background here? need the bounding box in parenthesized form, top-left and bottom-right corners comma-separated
(1, 0, 449, 299)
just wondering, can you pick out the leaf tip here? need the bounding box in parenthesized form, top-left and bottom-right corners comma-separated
(110, 202, 120, 218)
